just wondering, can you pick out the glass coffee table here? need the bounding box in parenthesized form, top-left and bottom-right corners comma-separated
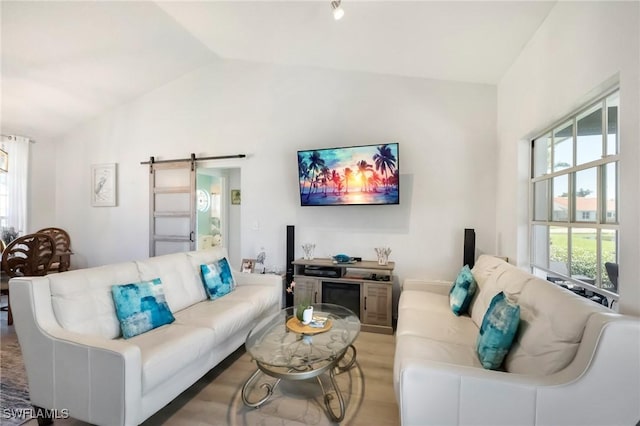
(242, 303, 361, 422)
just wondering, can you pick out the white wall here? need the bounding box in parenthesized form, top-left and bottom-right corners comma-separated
(47, 59, 497, 309)
(28, 139, 56, 232)
(496, 1, 640, 315)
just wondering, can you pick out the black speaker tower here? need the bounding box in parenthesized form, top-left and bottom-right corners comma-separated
(463, 228, 476, 268)
(286, 225, 295, 285)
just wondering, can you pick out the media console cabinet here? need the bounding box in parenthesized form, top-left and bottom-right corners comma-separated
(292, 258, 394, 334)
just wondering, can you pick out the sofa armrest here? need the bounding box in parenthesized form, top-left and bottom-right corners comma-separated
(402, 278, 452, 295)
(10, 277, 142, 426)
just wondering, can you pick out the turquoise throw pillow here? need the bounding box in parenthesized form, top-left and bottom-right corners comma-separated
(111, 278, 175, 339)
(477, 292, 520, 370)
(449, 265, 477, 315)
(200, 257, 236, 300)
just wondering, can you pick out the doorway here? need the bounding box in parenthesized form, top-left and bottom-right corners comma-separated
(196, 167, 241, 265)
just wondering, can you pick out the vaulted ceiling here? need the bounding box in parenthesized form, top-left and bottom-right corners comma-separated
(1, 1, 556, 143)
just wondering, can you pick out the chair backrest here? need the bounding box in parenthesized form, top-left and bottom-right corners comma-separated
(604, 262, 618, 291)
(1, 233, 56, 277)
(37, 227, 71, 254)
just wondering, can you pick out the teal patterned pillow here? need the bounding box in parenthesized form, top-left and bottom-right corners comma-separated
(477, 292, 520, 370)
(111, 278, 175, 339)
(449, 265, 477, 315)
(200, 257, 236, 300)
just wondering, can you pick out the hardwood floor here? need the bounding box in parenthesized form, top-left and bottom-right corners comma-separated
(1, 299, 399, 425)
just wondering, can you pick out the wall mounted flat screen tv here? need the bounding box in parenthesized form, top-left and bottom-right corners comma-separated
(297, 143, 399, 206)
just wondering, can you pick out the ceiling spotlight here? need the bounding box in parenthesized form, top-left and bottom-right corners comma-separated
(331, 0, 344, 20)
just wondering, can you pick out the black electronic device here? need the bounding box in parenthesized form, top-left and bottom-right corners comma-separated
(286, 225, 295, 284)
(369, 273, 391, 282)
(304, 265, 342, 278)
(464, 228, 476, 268)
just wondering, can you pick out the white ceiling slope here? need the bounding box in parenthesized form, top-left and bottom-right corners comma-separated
(0, 1, 218, 142)
(1, 1, 556, 143)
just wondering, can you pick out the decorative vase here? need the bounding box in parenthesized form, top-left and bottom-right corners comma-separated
(302, 243, 316, 260)
(296, 303, 309, 321)
(302, 306, 314, 325)
(375, 247, 392, 265)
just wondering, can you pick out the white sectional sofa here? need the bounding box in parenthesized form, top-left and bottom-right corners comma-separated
(9, 248, 282, 426)
(394, 255, 640, 426)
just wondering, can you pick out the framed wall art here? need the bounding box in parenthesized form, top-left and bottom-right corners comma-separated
(231, 189, 241, 205)
(91, 163, 117, 207)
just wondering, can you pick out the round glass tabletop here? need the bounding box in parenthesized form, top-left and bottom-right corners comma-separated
(245, 303, 361, 369)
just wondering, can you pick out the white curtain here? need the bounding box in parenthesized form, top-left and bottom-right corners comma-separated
(2, 135, 30, 235)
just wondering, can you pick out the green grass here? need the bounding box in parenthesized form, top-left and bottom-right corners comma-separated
(550, 232, 616, 253)
(549, 231, 617, 281)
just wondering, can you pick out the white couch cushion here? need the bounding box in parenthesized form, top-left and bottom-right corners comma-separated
(398, 290, 452, 315)
(470, 255, 507, 290)
(173, 285, 279, 341)
(504, 274, 608, 375)
(173, 299, 254, 342)
(186, 247, 232, 270)
(469, 255, 508, 326)
(235, 284, 281, 314)
(397, 290, 479, 346)
(395, 334, 482, 368)
(397, 306, 479, 347)
(470, 269, 504, 329)
(471, 256, 609, 375)
(136, 253, 206, 313)
(50, 262, 141, 339)
(127, 323, 215, 393)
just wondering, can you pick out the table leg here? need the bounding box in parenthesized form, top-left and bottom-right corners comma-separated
(317, 367, 346, 422)
(241, 368, 281, 408)
(335, 344, 357, 373)
(318, 344, 357, 422)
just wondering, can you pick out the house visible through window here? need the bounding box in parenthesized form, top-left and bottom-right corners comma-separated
(530, 88, 619, 297)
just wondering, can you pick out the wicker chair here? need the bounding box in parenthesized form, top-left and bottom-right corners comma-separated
(1, 233, 56, 325)
(1, 239, 8, 317)
(37, 227, 72, 272)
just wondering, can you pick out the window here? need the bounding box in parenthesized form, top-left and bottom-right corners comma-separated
(0, 171, 7, 228)
(530, 89, 619, 294)
(1, 135, 31, 239)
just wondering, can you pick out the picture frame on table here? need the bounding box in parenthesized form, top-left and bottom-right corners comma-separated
(241, 258, 256, 273)
(91, 163, 117, 207)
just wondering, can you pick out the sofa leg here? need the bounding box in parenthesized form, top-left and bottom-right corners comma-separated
(33, 406, 53, 425)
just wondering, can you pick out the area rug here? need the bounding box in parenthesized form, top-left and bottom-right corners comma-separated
(0, 333, 31, 426)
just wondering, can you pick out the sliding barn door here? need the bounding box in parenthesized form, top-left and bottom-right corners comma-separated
(149, 160, 196, 256)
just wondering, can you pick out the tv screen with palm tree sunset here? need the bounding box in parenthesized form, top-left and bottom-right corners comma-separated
(297, 143, 399, 206)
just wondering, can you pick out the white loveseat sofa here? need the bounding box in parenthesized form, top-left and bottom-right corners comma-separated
(10, 248, 282, 426)
(394, 255, 640, 426)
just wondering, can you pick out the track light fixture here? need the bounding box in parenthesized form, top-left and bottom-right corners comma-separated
(331, 0, 344, 20)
